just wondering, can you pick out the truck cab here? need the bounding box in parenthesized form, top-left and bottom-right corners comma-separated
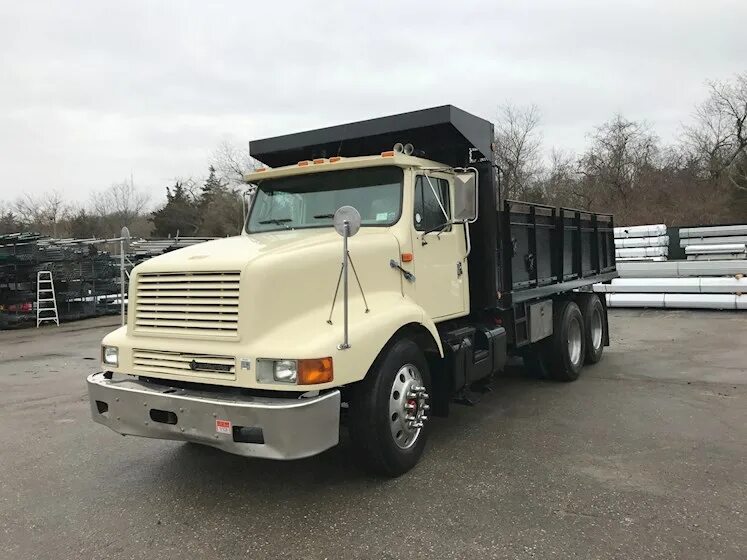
(88, 106, 616, 476)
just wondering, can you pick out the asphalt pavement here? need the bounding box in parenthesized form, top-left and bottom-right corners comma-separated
(1, 310, 745, 559)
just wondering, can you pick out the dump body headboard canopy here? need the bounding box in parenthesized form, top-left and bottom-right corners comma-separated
(249, 105, 494, 169)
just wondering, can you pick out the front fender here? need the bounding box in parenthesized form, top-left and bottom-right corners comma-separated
(331, 296, 443, 385)
(247, 292, 443, 388)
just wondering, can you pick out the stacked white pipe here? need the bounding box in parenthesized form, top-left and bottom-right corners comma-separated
(613, 224, 668, 261)
(595, 276, 747, 310)
(680, 225, 747, 260)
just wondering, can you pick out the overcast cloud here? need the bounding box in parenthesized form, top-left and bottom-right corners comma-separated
(1, 0, 745, 202)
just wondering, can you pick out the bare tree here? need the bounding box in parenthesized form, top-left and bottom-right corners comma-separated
(494, 103, 544, 201)
(683, 72, 747, 190)
(579, 115, 659, 209)
(539, 149, 586, 207)
(13, 191, 70, 236)
(91, 180, 150, 230)
(210, 139, 258, 187)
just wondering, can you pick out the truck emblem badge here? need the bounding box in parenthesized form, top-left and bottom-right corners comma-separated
(189, 360, 233, 373)
(240, 358, 251, 370)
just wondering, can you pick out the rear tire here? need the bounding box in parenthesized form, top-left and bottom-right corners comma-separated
(578, 294, 605, 364)
(348, 338, 432, 477)
(546, 300, 586, 382)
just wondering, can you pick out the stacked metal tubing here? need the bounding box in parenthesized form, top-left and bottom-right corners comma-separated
(598, 222, 747, 309)
(0, 233, 214, 329)
(680, 225, 747, 261)
(613, 224, 668, 262)
(595, 277, 747, 310)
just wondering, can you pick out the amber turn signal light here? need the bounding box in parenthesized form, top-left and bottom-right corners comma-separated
(298, 357, 333, 385)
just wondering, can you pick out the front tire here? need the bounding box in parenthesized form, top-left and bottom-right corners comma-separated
(348, 338, 432, 477)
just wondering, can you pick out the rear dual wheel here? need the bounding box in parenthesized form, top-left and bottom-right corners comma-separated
(546, 300, 586, 381)
(578, 293, 606, 364)
(524, 299, 586, 382)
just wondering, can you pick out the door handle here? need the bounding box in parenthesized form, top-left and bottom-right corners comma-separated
(390, 259, 415, 282)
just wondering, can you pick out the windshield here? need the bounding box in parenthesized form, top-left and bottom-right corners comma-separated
(246, 167, 403, 233)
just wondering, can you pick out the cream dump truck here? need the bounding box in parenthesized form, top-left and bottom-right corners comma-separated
(88, 106, 617, 476)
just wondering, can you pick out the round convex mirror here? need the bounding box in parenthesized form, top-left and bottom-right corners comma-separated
(333, 206, 362, 237)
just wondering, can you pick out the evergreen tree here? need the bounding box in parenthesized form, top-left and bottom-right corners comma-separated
(196, 166, 243, 237)
(0, 210, 22, 234)
(150, 181, 201, 237)
(200, 165, 226, 206)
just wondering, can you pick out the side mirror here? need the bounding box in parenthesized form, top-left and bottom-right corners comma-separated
(454, 171, 478, 223)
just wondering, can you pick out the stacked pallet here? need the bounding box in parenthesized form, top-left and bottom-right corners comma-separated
(613, 224, 668, 262)
(680, 225, 747, 260)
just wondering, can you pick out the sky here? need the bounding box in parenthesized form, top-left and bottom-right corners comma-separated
(1, 0, 745, 204)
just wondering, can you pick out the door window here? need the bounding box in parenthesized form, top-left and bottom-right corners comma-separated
(414, 176, 450, 232)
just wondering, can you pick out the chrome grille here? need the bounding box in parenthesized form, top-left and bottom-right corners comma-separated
(133, 349, 236, 378)
(134, 271, 240, 338)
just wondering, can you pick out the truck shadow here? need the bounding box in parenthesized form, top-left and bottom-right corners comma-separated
(149, 359, 548, 498)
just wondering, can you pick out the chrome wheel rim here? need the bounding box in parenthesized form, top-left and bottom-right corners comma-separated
(389, 364, 429, 450)
(568, 317, 583, 366)
(590, 307, 603, 350)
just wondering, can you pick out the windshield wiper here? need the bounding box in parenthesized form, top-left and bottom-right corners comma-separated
(313, 213, 335, 219)
(258, 218, 293, 229)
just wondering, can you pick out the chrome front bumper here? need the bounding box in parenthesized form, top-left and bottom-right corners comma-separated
(87, 372, 340, 460)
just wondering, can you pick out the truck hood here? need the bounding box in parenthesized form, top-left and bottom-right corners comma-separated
(136, 230, 368, 273)
(131, 228, 405, 342)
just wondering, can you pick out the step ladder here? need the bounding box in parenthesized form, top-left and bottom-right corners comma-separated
(36, 271, 59, 327)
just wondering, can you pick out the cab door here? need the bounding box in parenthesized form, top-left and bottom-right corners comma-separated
(411, 174, 468, 320)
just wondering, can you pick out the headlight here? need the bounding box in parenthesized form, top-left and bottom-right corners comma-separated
(273, 359, 297, 383)
(102, 346, 119, 367)
(257, 358, 333, 385)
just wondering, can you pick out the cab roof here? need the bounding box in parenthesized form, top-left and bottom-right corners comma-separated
(244, 153, 444, 183)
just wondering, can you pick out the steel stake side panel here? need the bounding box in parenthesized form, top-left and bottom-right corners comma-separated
(500, 200, 617, 308)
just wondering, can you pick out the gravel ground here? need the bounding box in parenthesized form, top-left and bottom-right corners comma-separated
(1, 310, 745, 559)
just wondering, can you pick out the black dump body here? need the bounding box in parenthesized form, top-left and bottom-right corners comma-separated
(250, 105, 617, 314)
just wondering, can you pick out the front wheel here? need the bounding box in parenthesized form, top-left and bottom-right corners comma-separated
(348, 338, 432, 477)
